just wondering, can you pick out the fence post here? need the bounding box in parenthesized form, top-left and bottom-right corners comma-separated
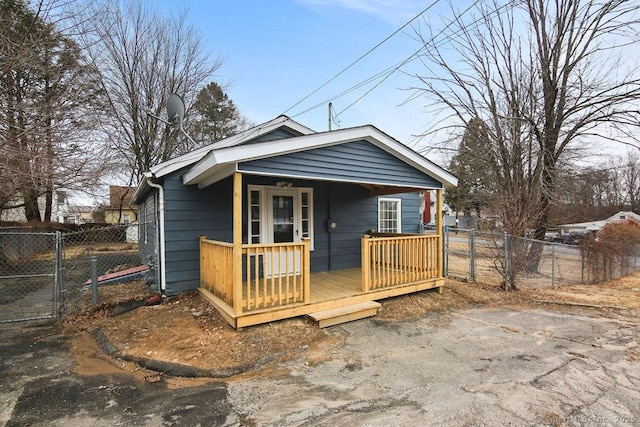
(54, 232, 61, 317)
(581, 247, 585, 284)
(551, 243, 556, 288)
(470, 229, 476, 282)
(91, 256, 98, 304)
(503, 232, 509, 291)
(443, 226, 449, 277)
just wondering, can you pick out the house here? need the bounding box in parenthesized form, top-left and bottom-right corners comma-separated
(64, 205, 94, 224)
(559, 211, 640, 234)
(132, 115, 457, 328)
(105, 186, 137, 225)
(0, 190, 69, 223)
(421, 190, 456, 229)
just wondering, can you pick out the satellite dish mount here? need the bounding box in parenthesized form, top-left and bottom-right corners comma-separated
(147, 93, 196, 146)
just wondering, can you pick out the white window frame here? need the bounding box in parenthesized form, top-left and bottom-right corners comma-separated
(247, 185, 314, 249)
(248, 186, 265, 244)
(378, 197, 402, 233)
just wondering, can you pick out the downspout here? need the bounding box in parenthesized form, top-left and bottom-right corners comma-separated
(145, 175, 166, 293)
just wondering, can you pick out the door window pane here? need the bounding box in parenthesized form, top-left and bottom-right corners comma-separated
(273, 195, 294, 243)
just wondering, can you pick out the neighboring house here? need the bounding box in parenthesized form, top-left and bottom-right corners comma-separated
(422, 190, 456, 228)
(0, 190, 69, 223)
(559, 211, 640, 234)
(105, 186, 137, 225)
(64, 205, 94, 224)
(133, 115, 457, 328)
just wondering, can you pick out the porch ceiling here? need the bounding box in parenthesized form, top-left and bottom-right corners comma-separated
(358, 183, 430, 196)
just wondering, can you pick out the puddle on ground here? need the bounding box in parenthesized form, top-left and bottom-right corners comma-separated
(70, 331, 221, 389)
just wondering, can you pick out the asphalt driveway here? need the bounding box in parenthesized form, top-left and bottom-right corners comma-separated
(1, 306, 638, 426)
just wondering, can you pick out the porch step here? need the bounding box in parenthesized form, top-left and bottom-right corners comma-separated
(308, 301, 381, 328)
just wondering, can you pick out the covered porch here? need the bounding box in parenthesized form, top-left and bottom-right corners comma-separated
(198, 172, 445, 329)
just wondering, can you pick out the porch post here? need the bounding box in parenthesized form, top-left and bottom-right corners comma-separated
(361, 235, 370, 293)
(303, 238, 311, 304)
(435, 189, 444, 279)
(233, 172, 243, 315)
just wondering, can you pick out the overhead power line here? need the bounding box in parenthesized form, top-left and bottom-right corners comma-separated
(288, 0, 518, 123)
(281, 0, 442, 116)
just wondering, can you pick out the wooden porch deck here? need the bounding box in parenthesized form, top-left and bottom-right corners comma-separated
(308, 268, 362, 302)
(200, 267, 443, 329)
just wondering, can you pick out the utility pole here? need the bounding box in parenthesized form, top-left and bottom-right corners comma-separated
(328, 102, 332, 131)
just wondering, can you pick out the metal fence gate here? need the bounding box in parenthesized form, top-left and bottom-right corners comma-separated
(0, 231, 64, 323)
(0, 224, 155, 323)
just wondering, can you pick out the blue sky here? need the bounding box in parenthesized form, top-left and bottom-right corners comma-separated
(157, 0, 452, 157)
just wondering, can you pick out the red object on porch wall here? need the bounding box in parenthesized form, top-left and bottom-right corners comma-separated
(422, 192, 431, 224)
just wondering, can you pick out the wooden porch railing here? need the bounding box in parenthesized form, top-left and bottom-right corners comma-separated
(200, 237, 310, 314)
(243, 240, 311, 311)
(361, 233, 440, 292)
(200, 238, 234, 306)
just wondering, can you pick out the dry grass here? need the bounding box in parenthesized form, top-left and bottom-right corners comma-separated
(63, 273, 640, 375)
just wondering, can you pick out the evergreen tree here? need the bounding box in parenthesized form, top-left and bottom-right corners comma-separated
(191, 82, 248, 144)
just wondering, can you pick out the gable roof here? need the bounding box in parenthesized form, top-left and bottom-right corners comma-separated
(560, 211, 640, 232)
(149, 115, 315, 179)
(134, 116, 457, 201)
(183, 124, 457, 189)
(133, 115, 314, 202)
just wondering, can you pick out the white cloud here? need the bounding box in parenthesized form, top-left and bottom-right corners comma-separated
(295, 0, 429, 24)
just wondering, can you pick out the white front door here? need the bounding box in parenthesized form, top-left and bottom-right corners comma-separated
(266, 189, 301, 276)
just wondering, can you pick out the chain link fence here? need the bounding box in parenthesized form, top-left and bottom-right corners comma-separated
(4, 223, 638, 322)
(0, 223, 157, 322)
(62, 223, 155, 315)
(0, 230, 63, 322)
(445, 228, 640, 289)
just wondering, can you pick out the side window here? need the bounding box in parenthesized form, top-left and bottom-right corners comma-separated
(248, 187, 262, 244)
(300, 189, 313, 249)
(378, 198, 401, 233)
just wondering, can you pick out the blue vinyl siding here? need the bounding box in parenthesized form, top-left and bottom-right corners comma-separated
(238, 140, 442, 189)
(162, 173, 233, 295)
(242, 128, 303, 144)
(151, 172, 423, 296)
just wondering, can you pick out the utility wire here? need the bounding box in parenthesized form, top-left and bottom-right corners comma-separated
(334, 0, 483, 118)
(281, 0, 442, 116)
(290, 0, 518, 122)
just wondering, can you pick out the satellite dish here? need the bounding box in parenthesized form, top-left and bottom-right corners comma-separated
(166, 93, 185, 129)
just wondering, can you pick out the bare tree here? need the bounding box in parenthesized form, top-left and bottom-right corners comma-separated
(621, 150, 640, 211)
(412, 0, 640, 272)
(0, 0, 109, 221)
(78, 0, 222, 183)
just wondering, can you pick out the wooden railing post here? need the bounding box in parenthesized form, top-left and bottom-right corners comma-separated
(199, 235, 207, 288)
(361, 235, 370, 292)
(436, 189, 444, 279)
(302, 239, 311, 303)
(233, 172, 243, 315)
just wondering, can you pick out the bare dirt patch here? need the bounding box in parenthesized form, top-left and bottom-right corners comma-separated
(63, 274, 640, 378)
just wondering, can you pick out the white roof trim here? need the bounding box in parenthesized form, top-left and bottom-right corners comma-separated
(148, 115, 315, 179)
(183, 125, 458, 188)
(560, 211, 640, 231)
